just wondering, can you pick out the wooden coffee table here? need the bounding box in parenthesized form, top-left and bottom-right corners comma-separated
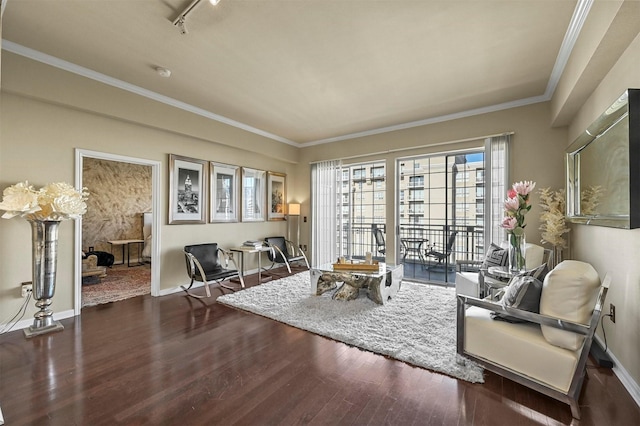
(310, 263, 404, 305)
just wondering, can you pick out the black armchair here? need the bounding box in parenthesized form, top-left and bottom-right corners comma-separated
(264, 236, 310, 274)
(182, 243, 244, 298)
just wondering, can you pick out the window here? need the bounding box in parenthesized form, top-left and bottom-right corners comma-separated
(409, 189, 424, 200)
(409, 175, 424, 187)
(456, 171, 469, 182)
(333, 161, 386, 260)
(456, 188, 470, 198)
(371, 166, 385, 179)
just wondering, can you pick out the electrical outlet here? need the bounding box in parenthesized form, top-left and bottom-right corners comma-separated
(609, 303, 616, 323)
(21, 282, 33, 298)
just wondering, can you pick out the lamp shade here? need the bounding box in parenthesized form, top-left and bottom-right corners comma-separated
(288, 203, 301, 216)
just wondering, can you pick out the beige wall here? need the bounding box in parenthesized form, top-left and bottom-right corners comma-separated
(563, 32, 640, 387)
(0, 54, 300, 321)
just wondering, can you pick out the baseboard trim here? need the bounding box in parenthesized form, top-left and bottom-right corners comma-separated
(594, 335, 640, 409)
(9, 309, 76, 333)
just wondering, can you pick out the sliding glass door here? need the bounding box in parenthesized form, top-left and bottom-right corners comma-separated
(397, 151, 485, 285)
(337, 161, 387, 262)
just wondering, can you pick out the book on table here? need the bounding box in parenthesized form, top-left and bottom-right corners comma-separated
(243, 240, 264, 249)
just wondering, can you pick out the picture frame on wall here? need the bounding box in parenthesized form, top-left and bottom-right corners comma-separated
(168, 154, 208, 224)
(210, 162, 239, 223)
(267, 171, 286, 221)
(241, 167, 266, 222)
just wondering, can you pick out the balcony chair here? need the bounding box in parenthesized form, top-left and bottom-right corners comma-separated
(372, 226, 386, 258)
(264, 236, 310, 274)
(457, 260, 610, 419)
(424, 231, 458, 268)
(182, 243, 244, 298)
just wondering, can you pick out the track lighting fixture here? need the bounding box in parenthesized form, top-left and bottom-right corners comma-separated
(172, 0, 221, 35)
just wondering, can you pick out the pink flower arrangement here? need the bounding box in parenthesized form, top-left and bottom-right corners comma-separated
(501, 180, 536, 236)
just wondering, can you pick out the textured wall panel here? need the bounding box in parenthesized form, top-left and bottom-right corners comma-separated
(82, 158, 152, 263)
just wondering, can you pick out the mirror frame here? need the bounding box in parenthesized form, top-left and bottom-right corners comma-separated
(565, 89, 640, 229)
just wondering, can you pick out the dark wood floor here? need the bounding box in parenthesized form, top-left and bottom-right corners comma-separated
(1, 266, 638, 425)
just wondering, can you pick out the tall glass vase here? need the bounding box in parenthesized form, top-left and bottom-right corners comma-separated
(508, 233, 526, 272)
(24, 220, 65, 338)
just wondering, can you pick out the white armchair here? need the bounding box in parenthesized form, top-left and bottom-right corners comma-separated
(456, 260, 610, 419)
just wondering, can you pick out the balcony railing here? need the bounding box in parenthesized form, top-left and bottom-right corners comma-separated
(339, 222, 484, 265)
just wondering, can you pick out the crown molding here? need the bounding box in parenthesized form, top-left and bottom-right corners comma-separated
(1, 40, 298, 146)
(1, 0, 590, 148)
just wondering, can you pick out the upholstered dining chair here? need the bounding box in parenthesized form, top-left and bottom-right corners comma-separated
(182, 243, 244, 298)
(264, 236, 310, 274)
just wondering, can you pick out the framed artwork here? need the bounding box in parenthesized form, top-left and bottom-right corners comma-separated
(168, 154, 208, 224)
(241, 167, 266, 222)
(210, 162, 239, 223)
(267, 171, 286, 221)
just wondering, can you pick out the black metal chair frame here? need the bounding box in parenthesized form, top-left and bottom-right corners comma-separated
(182, 244, 244, 299)
(373, 226, 386, 256)
(424, 231, 458, 268)
(263, 237, 310, 274)
(400, 238, 427, 264)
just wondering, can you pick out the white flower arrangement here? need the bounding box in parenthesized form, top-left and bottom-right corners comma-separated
(0, 181, 89, 221)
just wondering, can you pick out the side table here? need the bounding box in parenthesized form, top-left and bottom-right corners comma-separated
(229, 246, 272, 283)
(107, 239, 145, 267)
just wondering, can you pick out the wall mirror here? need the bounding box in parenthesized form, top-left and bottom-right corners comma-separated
(566, 89, 640, 228)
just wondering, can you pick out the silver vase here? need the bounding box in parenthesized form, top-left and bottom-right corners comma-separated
(24, 220, 65, 338)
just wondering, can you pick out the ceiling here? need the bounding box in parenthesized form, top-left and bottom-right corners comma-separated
(2, 0, 584, 145)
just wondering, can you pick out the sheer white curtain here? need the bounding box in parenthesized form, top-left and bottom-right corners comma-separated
(311, 160, 342, 266)
(484, 134, 510, 248)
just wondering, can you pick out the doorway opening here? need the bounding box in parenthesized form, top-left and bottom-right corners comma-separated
(74, 150, 161, 314)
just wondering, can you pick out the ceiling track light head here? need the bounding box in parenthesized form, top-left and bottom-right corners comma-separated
(171, 0, 220, 34)
(176, 16, 188, 35)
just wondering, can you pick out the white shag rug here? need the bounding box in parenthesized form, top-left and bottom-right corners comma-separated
(218, 272, 484, 383)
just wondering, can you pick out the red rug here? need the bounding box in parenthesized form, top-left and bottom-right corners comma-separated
(82, 264, 150, 307)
